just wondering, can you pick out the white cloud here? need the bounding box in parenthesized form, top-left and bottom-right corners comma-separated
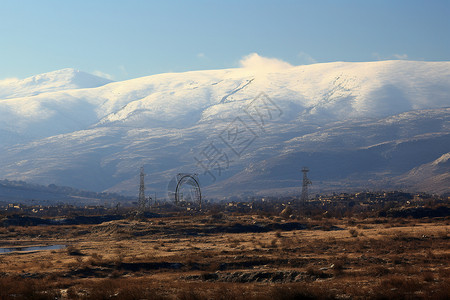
(392, 53, 408, 60)
(239, 53, 293, 71)
(372, 52, 382, 60)
(92, 70, 114, 80)
(119, 65, 128, 77)
(297, 52, 317, 65)
(197, 52, 206, 58)
(372, 52, 409, 61)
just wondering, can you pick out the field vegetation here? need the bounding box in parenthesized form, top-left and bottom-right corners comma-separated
(0, 197, 449, 299)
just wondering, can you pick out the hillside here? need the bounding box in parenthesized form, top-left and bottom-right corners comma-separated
(0, 68, 112, 100)
(0, 61, 449, 198)
(0, 180, 133, 205)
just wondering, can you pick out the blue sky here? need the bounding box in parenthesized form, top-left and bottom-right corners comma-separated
(1, 0, 449, 81)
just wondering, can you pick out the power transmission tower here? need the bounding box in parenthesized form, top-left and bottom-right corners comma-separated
(301, 167, 312, 202)
(138, 166, 147, 213)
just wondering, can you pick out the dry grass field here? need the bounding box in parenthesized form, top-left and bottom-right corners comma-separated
(0, 213, 449, 299)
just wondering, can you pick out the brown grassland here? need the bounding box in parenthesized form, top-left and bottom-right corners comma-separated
(0, 211, 449, 299)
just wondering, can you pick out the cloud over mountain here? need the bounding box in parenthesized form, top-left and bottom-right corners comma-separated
(239, 53, 293, 71)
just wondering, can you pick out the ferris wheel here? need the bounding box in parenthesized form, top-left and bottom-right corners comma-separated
(168, 173, 202, 208)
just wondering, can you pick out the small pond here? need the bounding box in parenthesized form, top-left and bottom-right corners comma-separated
(0, 244, 66, 254)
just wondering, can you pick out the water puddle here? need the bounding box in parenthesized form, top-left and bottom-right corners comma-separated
(0, 244, 66, 254)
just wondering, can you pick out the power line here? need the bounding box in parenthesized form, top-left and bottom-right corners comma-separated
(301, 167, 312, 202)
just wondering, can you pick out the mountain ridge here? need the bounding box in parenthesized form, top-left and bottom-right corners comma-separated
(0, 68, 113, 100)
(0, 60, 449, 198)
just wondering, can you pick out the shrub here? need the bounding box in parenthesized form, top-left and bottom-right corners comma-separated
(67, 245, 84, 256)
(422, 271, 434, 282)
(268, 284, 335, 300)
(349, 229, 358, 237)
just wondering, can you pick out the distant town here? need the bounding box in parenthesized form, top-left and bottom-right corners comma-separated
(1, 191, 448, 227)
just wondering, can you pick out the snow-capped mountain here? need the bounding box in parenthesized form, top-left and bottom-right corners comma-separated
(0, 68, 112, 100)
(0, 61, 449, 198)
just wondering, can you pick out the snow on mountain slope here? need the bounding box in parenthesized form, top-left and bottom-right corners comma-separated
(396, 152, 450, 195)
(0, 61, 449, 197)
(203, 108, 450, 197)
(0, 68, 112, 100)
(1, 61, 449, 146)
